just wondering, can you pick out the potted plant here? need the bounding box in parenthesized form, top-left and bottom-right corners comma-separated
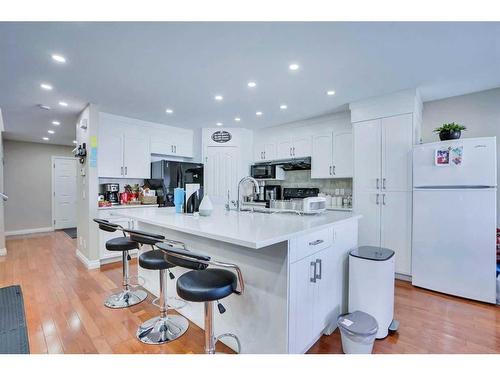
(433, 122, 467, 141)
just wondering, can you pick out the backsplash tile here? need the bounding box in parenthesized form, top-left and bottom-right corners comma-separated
(272, 170, 352, 195)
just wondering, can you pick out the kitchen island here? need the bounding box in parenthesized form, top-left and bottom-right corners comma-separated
(112, 206, 360, 353)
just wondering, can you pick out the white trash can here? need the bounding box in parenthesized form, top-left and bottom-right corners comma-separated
(337, 311, 378, 354)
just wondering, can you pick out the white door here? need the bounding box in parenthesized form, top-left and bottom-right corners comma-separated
(313, 247, 337, 335)
(205, 146, 239, 203)
(174, 136, 193, 158)
(288, 255, 316, 353)
(353, 120, 382, 191)
(412, 188, 496, 303)
(263, 142, 277, 161)
(292, 136, 312, 158)
(53, 157, 77, 229)
(99, 129, 124, 177)
(277, 139, 292, 160)
(381, 191, 412, 275)
(354, 191, 381, 248)
(381, 114, 413, 191)
(332, 131, 353, 178)
(311, 134, 333, 179)
(123, 134, 151, 178)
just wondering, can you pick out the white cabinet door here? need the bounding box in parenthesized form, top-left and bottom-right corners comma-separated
(332, 131, 353, 178)
(254, 145, 265, 162)
(381, 191, 412, 275)
(311, 134, 333, 179)
(263, 142, 277, 161)
(173, 138, 193, 158)
(99, 129, 124, 178)
(292, 136, 312, 158)
(277, 139, 292, 160)
(381, 114, 413, 191)
(353, 120, 381, 191)
(289, 254, 316, 354)
(205, 146, 240, 203)
(123, 134, 151, 178)
(354, 191, 381, 248)
(98, 218, 133, 260)
(313, 247, 338, 335)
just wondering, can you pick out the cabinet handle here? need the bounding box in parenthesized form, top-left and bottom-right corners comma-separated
(309, 239, 324, 246)
(382, 178, 386, 190)
(263, 151, 266, 159)
(174, 145, 177, 153)
(316, 259, 322, 280)
(290, 147, 292, 157)
(376, 178, 380, 189)
(121, 166, 124, 175)
(293, 147, 295, 156)
(382, 193, 386, 205)
(125, 166, 127, 175)
(376, 193, 380, 205)
(329, 166, 332, 175)
(310, 261, 317, 283)
(332, 165, 336, 175)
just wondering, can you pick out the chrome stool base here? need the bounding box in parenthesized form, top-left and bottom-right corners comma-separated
(104, 289, 147, 309)
(136, 314, 189, 345)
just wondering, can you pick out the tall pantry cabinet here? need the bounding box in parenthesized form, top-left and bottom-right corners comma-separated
(351, 90, 421, 277)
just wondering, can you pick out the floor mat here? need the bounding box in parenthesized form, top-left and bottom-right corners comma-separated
(62, 227, 77, 239)
(0, 285, 30, 354)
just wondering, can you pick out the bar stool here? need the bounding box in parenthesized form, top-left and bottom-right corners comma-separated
(93, 219, 147, 308)
(123, 229, 189, 345)
(156, 242, 244, 354)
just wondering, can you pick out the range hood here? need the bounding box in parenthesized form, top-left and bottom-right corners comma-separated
(268, 157, 311, 171)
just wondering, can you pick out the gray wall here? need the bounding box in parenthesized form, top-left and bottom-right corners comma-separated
(3, 140, 73, 233)
(422, 87, 500, 222)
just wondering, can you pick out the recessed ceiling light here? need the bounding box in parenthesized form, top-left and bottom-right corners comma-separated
(38, 104, 51, 110)
(51, 54, 66, 63)
(214, 95, 223, 101)
(73, 140, 77, 144)
(234, 117, 241, 122)
(256, 111, 263, 116)
(40, 83, 53, 90)
(42, 137, 49, 141)
(216, 122, 223, 127)
(165, 108, 173, 114)
(247, 81, 257, 88)
(280, 104, 288, 110)
(52, 121, 60, 126)
(58, 101, 68, 107)
(289, 63, 300, 71)
(327, 90, 336, 96)
(48, 130, 55, 134)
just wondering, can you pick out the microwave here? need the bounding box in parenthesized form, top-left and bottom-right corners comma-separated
(250, 164, 285, 180)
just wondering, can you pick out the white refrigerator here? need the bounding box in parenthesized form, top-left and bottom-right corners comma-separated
(412, 137, 497, 303)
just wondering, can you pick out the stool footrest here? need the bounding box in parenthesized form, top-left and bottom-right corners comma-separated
(216, 333, 241, 354)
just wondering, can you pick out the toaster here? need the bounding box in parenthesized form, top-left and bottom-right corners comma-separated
(302, 197, 326, 214)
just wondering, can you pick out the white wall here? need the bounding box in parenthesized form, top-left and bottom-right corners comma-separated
(3, 140, 74, 233)
(422, 87, 500, 221)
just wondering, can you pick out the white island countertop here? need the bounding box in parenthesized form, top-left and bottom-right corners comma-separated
(112, 206, 360, 249)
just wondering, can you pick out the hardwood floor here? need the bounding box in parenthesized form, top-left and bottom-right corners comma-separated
(1, 230, 499, 354)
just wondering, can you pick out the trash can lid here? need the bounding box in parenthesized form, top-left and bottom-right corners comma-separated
(349, 246, 395, 261)
(337, 311, 378, 336)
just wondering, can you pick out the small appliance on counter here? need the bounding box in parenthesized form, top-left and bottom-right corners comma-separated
(185, 183, 202, 214)
(267, 187, 325, 214)
(100, 183, 119, 205)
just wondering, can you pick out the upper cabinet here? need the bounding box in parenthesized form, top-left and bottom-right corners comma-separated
(254, 141, 277, 162)
(99, 118, 151, 179)
(150, 127, 193, 158)
(276, 136, 312, 160)
(99, 113, 194, 179)
(311, 130, 353, 179)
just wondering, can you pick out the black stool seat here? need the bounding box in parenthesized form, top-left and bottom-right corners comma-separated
(177, 269, 237, 302)
(139, 250, 175, 270)
(105, 237, 139, 251)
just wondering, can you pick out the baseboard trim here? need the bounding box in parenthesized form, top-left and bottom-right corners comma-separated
(75, 248, 100, 270)
(0, 248, 6, 256)
(395, 273, 412, 282)
(100, 252, 137, 266)
(6, 227, 54, 237)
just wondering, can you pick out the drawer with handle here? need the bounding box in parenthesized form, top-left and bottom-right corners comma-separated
(289, 226, 333, 263)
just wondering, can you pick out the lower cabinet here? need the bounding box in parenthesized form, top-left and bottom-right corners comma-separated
(288, 221, 357, 353)
(97, 213, 136, 262)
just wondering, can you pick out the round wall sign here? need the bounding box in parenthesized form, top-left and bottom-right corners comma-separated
(212, 130, 232, 143)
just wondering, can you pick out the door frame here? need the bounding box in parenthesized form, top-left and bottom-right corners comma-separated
(51, 156, 78, 230)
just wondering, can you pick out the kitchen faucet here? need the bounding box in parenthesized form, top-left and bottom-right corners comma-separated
(236, 176, 260, 211)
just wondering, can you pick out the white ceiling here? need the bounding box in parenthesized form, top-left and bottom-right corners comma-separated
(1, 22, 499, 146)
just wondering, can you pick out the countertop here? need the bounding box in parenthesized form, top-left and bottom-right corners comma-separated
(112, 206, 360, 249)
(98, 204, 159, 210)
